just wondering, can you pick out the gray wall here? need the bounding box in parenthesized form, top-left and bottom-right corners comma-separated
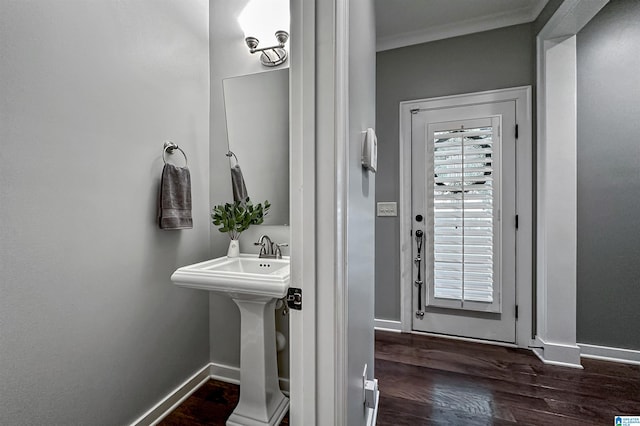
(375, 24, 534, 320)
(347, 0, 377, 423)
(0, 1, 211, 424)
(577, 0, 640, 350)
(208, 0, 290, 378)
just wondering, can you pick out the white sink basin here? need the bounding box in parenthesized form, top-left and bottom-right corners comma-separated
(170, 254, 290, 299)
(171, 253, 290, 425)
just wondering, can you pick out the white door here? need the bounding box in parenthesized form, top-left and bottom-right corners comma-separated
(411, 100, 517, 343)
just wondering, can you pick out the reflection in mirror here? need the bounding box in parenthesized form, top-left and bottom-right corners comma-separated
(223, 69, 289, 225)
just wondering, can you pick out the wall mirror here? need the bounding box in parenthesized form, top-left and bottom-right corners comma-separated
(223, 68, 289, 226)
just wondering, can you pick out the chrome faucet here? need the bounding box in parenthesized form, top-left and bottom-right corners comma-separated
(255, 235, 274, 258)
(254, 235, 288, 259)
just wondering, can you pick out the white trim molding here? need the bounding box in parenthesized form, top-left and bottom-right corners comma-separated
(209, 362, 241, 385)
(209, 362, 291, 394)
(374, 319, 402, 332)
(399, 86, 533, 349)
(130, 363, 290, 426)
(535, 0, 608, 368)
(289, 0, 318, 424)
(412, 330, 518, 349)
(579, 343, 640, 366)
(532, 337, 583, 369)
(377, 0, 548, 52)
(334, 0, 350, 423)
(130, 364, 211, 426)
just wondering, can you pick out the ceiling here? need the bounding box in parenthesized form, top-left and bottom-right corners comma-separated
(375, 0, 549, 51)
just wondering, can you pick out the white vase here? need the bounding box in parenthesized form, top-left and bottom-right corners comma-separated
(227, 239, 240, 258)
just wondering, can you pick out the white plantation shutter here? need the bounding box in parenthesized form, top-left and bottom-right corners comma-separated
(427, 118, 502, 313)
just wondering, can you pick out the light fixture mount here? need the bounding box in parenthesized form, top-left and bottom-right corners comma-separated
(275, 30, 288, 45)
(244, 30, 289, 67)
(245, 36, 259, 51)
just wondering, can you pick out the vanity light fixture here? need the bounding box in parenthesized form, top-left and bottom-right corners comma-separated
(238, 0, 289, 67)
(244, 30, 289, 67)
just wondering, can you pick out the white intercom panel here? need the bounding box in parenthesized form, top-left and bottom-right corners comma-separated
(362, 127, 377, 173)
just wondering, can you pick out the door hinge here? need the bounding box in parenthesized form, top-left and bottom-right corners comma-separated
(515, 124, 519, 139)
(515, 214, 519, 229)
(286, 287, 302, 310)
(410, 108, 419, 114)
(515, 305, 519, 320)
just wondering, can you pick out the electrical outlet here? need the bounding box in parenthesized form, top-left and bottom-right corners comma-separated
(377, 202, 397, 217)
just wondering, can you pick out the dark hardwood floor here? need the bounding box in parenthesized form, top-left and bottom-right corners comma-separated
(159, 380, 289, 426)
(161, 331, 640, 425)
(375, 331, 640, 425)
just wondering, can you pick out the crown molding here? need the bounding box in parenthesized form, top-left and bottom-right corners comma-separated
(377, 0, 548, 52)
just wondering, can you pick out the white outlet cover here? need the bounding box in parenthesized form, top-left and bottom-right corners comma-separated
(377, 202, 397, 217)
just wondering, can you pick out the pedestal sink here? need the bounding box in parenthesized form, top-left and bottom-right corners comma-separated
(171, 254, 289, 426)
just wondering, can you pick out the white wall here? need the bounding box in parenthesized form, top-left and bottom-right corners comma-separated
(208, 0, 290, 377)
(0, 1, 211, 424)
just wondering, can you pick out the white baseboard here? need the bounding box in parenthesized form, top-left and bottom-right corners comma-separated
(532, 337, 583, 369)
(131, 363, 211, 426)
(374, 318, 402, 332)
(579, 343, 640, 366)
(210, 361, 290, 394)
(209, 362, 241, 385)
(411, 330, 519, 348)
(130, 362, 290, 426)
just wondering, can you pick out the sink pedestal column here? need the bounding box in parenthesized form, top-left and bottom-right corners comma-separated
(227, 297, 289, 426)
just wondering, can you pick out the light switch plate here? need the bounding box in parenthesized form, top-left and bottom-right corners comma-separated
(377, 202, 397, 217)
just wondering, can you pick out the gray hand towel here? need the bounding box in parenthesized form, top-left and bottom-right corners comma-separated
(158, 163, 193, 229)
(230, 163, 248, 203)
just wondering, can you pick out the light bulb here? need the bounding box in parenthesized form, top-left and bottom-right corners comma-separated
(238, 0, 290, 44)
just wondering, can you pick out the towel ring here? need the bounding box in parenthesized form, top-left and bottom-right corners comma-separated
(226, 150, 239, 166)
(163, 141, 188, 166)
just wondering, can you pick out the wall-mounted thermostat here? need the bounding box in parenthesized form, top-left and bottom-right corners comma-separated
(362, 128, 377, 173)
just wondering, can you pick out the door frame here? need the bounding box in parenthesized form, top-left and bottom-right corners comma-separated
(399, 86, 533, 348)
(289, 0, 320, 423)
(289, 0, 352, 424)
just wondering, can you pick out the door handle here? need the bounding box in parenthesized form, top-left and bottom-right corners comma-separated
(415, 229, 424, 312)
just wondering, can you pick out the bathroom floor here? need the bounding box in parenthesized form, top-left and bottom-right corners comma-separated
(159, 380, 289, 426)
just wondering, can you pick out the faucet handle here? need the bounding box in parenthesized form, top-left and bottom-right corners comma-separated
(254, 240, 268, 256)
(274, 243, 288, 259)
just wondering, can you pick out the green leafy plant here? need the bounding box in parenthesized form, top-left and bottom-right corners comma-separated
(211, 198, 270, 240)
